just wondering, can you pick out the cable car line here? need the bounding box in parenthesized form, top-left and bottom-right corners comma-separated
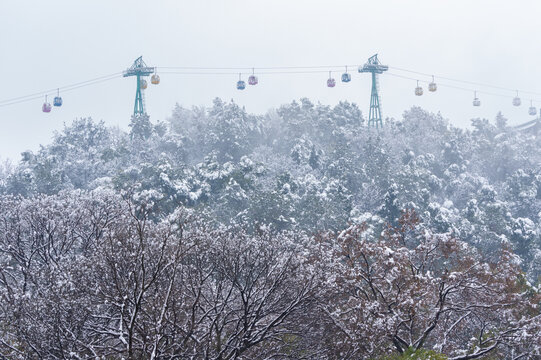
(159, 64, 541, 97)
(0, 72, 123, 106)
(160, 65, 361, 71)
(154, 66, 541, 101)
(160, 69, 348, 75)
(390, 66, 541, 97)
(0, 75, 122, 108)
(1, 59, 540, 118)
(385, 72, 536, 101)
(2, 67, 537, 104)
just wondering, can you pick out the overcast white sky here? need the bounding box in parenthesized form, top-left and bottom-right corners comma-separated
(1, 0, 540, 161)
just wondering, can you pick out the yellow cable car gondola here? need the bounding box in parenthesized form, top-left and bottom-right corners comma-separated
(415, 80, 423, 96)
(428, 75, 437, 92)
(151, 68, 160, 85)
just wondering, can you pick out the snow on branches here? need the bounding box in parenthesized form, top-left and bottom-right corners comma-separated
(0, 194, 539, 359)
(320, 210, 541, 359)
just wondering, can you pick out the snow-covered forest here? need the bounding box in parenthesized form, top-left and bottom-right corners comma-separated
(1, 98, 541, 358)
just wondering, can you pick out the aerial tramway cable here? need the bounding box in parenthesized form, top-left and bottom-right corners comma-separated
(0, 61, 539, 116)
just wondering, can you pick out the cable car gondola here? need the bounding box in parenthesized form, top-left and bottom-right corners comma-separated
(42, 95, 52, 113)
(140, 79, 148, 89)
(341, 66, 351, 83)
(237, 73, 246, 90)
(473, 91, 481, 106)
(248, 75, 258, 85)
(327, 72, 336, 87)
(513, 91, 521, 106)
(53, 88, 62, 107)
(248, 68, 258, 85)
(415, 80, 423, 96)
(529, 100, 537, 116)
(428, 75, 437, 92)
(151, 68, 160, 85)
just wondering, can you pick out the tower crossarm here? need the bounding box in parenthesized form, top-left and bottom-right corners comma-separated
(123, 56, 155, 77)
(359, 53, 389, 74)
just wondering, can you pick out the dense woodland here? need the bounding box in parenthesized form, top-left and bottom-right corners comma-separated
(1, 98, 540, 358)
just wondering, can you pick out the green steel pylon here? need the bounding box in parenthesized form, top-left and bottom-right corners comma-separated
(123, 56, 154, 117)
(359, 54, 388, 128)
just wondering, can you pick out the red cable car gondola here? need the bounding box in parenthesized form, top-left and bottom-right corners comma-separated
(42, 95, 52, 113)
(248, 68, 258, 85)
(327, 72, 336, 87)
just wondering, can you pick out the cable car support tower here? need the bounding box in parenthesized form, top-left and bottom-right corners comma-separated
(359, 54, 388, 128)
(123, 56, 155, 117)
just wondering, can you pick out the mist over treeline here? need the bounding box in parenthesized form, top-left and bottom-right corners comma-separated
(2, 98, 541, 277)
(1, 98, 541, 358)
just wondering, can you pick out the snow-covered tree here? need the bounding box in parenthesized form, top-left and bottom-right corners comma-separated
(319, 210, 541, 359)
